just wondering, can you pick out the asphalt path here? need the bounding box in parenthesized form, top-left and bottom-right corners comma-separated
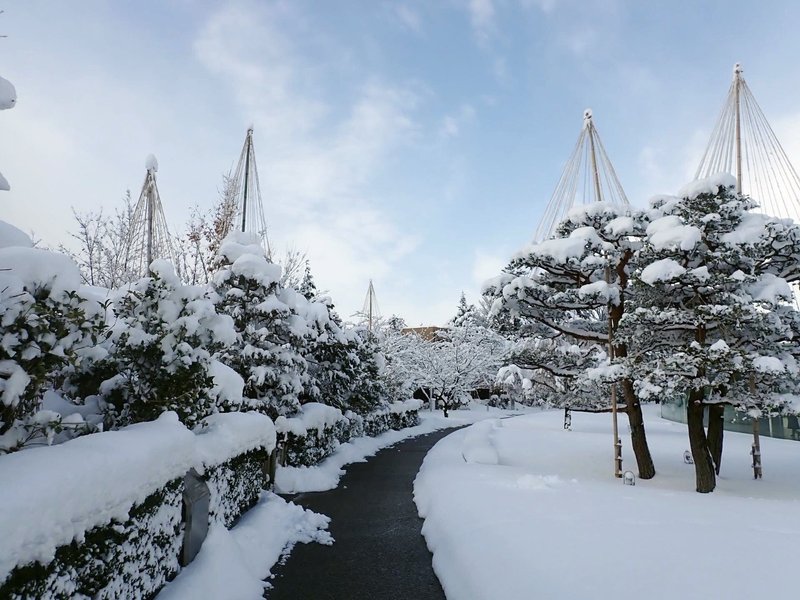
(267, 427, 461, 600)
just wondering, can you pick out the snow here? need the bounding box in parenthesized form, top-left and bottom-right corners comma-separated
(208, 359, 245, 409)
(275, 406, 531, 494)
(0, 246, 82, 295)
(639, 257, 686, 284)
(0, 171, 8, 192)
(676, 172, 737, 199)
(646, 215, 702, 251)
(156, 492, 332, 600)
(145, 153, 158, 173)
(0, 412, 196, 581)
(275, 402, 344, 437)
(752, 355, 784, 373)
(526, 226, 605, 261)
(0, 76, 16, 110)
(0, 221, 32, 249)
(415, 406, 800, 600)
(0, 408, 281, 581)
(194, 412, 276, 473)
(747, 273, 792, 304)
(603, 215, 635, 236)
(218, 231, 268, 263)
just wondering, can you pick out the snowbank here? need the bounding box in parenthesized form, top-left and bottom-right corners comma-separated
(156, 493, 332, 600)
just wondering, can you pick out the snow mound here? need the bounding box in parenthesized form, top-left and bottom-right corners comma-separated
(0, 246, 81, 295)
(0, 220, 33, 249)
(0, 76, 16, 110)
(646, 216, 701, 251)
(156, 493, 332, 600)
(677, 172, 736, 199)
(275, 402, 344, 437)
(194, 411, 276, 472)
(145, 154, 158, 173)
(640, 258, 686, 284)
(218, 231, 267, 263)
(208, 359, 245, 409)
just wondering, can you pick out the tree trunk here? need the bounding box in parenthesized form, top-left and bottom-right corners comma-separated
(621, 378, 656, 479)
(706, 403, 725, 475)
(687, 392, 716, 493)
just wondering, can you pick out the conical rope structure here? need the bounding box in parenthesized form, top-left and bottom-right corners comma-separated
(123, 156, 175, 279)
(695, 63, 800, 221)
(533, 109, 630, 242)
(359, 279, 381, 333)
(229, 127, 271, 257)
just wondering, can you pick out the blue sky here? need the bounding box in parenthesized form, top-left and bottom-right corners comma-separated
(2, 0, 800, 325)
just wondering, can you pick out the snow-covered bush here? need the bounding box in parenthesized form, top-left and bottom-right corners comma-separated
(0, 222, 107, 453)
(0, 411, 276, 598)
(212, 232, 309, 419)
(87, 260, 236, 429)
(275, 400, 421, 467)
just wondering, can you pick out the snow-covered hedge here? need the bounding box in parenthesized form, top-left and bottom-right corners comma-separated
(276, 400, 422, 467)
(0, 411, 276, 599)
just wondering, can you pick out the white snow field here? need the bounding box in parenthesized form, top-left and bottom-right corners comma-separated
(415, 406, 800, 600)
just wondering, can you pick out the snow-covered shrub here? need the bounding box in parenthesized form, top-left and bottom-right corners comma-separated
(212, 232, 309, 419)
(0, 224, 107, 453)
(275, 399, 421, 467)
(0, 479, 183, 600)
(0, 411, 277, 598)
(91, 260, 236, 429)
(195, 411, 277, 528)
(205, 449, 269, 528)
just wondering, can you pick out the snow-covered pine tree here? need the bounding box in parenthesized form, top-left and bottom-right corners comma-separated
(212, 232, 309, 419)
(484, 202, 657, 479)
(619, 174, 800, 492)
(95, 259, 236, 429)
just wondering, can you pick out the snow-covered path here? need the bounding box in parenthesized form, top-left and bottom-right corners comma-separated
(414, 407, 800, 600)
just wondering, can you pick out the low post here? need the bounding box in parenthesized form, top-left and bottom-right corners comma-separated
(751, 419, 762, 479)
(181, 469, 210, 566)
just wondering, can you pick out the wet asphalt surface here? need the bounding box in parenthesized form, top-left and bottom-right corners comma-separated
(266, 427, 461, 600)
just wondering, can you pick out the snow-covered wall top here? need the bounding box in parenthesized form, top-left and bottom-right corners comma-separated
(274, 399, 423, 436)
(194, 411, 276, 473)
(0, 410, 277, 581)
(275, 402, 344, 436)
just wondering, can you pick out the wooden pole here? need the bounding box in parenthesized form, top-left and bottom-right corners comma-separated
(241, 129, 252, 233)
(734, 64, 743, 194)
(606, 262, 622, 477)
(146, 173, 154, 268)
(749, 374, 762, 479)
(586, 112, 604, 204)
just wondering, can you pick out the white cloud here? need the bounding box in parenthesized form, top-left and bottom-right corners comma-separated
(468, 0, 496, 45)
(439, 103, 476, 138)
(394, 4, 422, 33)
(472, 249, 507, 289)
(192, 1, 422, 318)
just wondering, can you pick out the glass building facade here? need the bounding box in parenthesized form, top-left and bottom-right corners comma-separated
(661, 398, 800, 442)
